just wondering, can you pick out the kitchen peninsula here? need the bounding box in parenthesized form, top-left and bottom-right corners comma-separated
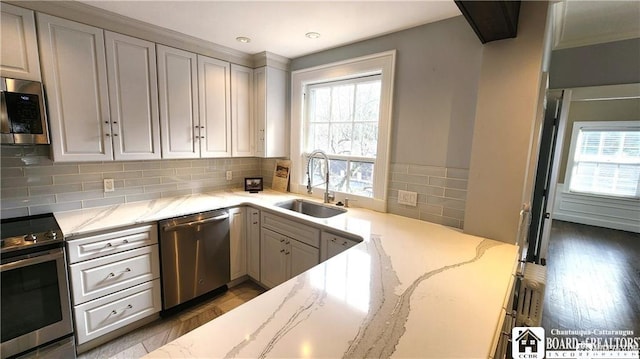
(54, 189, 518, 358)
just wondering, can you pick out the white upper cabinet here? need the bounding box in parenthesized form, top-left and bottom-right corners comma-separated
(38, 14, 112, 162)
(254, 66, 287, 158)
(230, 64, 254, 157)
(105, 32, 161, 160)
(0, 3, 41, 81)
(198, 55, 232, 157)
(157, 45, 199, 159)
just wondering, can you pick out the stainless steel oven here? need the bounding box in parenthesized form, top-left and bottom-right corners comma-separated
(1, 214, 74, 359)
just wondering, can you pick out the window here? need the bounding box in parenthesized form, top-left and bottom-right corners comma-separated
(305, 76, 381, 197)
(290, 51, 395, 211)
(566, 121, 640, 199)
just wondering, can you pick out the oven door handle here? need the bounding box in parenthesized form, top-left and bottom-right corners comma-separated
(0, 248, 64, 271)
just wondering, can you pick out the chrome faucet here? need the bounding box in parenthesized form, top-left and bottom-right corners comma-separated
(306, 149, 334, 203)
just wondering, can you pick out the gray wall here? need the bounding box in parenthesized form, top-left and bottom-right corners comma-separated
(550, 38, 640, 89)
(558, 98, 640, 183)
(292, 16, 483, 170)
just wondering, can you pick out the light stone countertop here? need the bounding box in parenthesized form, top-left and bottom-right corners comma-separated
(54, 189, 518, 358)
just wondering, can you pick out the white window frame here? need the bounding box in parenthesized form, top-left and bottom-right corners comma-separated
(290, 50, 396, 211)
(564, 120, 640, 199)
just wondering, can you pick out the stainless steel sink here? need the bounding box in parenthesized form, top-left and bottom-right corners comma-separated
(275, 199, 347, 218)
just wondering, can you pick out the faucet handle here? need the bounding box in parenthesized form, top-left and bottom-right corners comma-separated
(327, 191, 335, 203)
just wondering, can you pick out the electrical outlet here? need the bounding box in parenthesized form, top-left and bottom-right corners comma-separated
(398, 190, 417, 206)
(226, 171, 232, 181)
(103, 178, 115, 192)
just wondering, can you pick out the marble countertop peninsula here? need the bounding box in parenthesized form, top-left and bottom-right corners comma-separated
(53, 189, 518, 358)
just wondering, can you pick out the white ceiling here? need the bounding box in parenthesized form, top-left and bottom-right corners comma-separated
(79, 1, 462, 58)
(78, 1, 640, 58)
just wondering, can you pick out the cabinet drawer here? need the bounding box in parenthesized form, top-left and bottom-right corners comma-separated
(67, 224, 158, 263)
(261, 212, 320, 248)
(74, 279, 161, 345)
(321, 231, 361, 262)
(69, 245, 160, 305)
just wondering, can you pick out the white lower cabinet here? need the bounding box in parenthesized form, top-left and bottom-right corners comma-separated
(260, 227, 319, 289)
(320, 231, 361, 262)
(229, 207, 247, 280)
(66, 223, 160, 346)
(74, 280, 161, 345)
(246, 208, 261, 281)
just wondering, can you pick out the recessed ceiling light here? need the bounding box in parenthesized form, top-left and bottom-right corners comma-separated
(305, 32, 321, 39)
(236, 36, 251, 43)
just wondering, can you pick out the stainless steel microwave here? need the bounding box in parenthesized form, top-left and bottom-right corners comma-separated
(0, 77, 50, 145)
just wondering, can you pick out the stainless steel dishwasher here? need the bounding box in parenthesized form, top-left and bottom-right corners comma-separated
(159, 209, 230, 310)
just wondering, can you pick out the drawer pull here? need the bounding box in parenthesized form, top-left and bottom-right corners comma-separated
(253, 221, 258, 225)
(284, 251, 290, 255)
(107, 268, 132, 278)
(285, 241, 290, 245)
(111, 304, 133, 316)
(280, 249, 285, 253)
(122, 239, 129, 244)
(279, 239, 285, 243)
(105, 243, 112, 247)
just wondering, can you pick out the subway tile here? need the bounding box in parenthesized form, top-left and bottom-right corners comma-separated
(390, 163, 409, 173)
(426, 195, 466, 210)
(125, 178, 161, 187)
(419, 212, 461, 228)
(418, 203, 443, 215)
(24, 165, 78, 176)
(446, 168, 469, 180)
(390, 172, 424, 185)
(191, 172, 223, 181)
(408, 165, 446, 177)
(126, 192, 161, 203)
(30, 201, 82, 215)
(1, 167, 23, 178)
(1, 187, 28, 198)
(176, 167, 205, 175)
(144, 183, 177, 193)
(444, 188, 467, 200)
(105, 186, 144, 197)
(1, 207, 29, 219)
(442, 207, 465, 220)
(161, 175, 193, 184)
(123, 161, 163, 171)
(161, 189, 193, 198)
(1, 157, 30, 167)
(53, 173, 102, 185)
(388, 189, 398, 199)
(83, 196, 125, 208)
(21, 155, 53, 166)
(143, 169, 176, 178)
(2, 195, 55, 208)
(103, 171, 143, 180)
(162, 160, 193, 169)
(428, 176, 446, 187)
(3, 175, 53, 188)
(79, 162, 124, 173)
(57, 190, 104, 202)
(407, 184, 445, 197)
(444, 178, 468, 190)
(83, 181, 104, 191)
(29, 183, 83, 196)
(0, 145, 28, 157)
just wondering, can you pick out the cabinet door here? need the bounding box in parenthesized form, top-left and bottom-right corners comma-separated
(289, 238, 319, 279)
(38, 14, 112, 162)
(105, 32, 160, 160)
(198, 55, 231, 157)
(246, 208, 260, 280)
(254, 66, 287, 158)
(229, 207, 247, 281)
(157, 45, 199, 159)
(321, 232, 360, 262)
(0, 3, 41, 81)
(260, 228, 287, 288)
(230, 64, 254, 157)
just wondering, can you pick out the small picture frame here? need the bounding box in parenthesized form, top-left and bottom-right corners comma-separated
(244, 177, 263, 193)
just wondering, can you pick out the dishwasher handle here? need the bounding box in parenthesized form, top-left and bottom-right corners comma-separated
(162, 213, 229, 232)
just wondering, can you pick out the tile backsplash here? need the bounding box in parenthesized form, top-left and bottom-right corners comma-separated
(1, 146, 467, 230)
(0, 145, 262, 218)
(387, 163, 468, 229)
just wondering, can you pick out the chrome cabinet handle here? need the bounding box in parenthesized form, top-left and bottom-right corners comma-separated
(108, 267, 131, 278)
(111, 304, 133, 315)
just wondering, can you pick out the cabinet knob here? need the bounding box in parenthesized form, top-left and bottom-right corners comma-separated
(253, 221, 258, 225)
(113, 121, 117, 124)
(113, 133, 118, 137)
(105, 121, 109, 124)
(106, 133, 110, 137)
(200, 136, 205, 139)
(342, 241, 348, 246)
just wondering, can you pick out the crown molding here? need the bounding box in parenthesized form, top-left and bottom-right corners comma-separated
(252, 51, 291, 71)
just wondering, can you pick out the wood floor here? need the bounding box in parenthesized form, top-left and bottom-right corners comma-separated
(78, 281, 265, 359)
(542, 220, 640, 333)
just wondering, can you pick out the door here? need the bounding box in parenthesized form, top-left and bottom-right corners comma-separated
(526, 90, 566, 264)
(246, 208, 261, 280)
(0, 3, 41, 81)
(289, 239, 319, 278)
(229, 207, 246, 280)
(105, 31, 160, 160)
(38, 14, 112, 162)
(260, 228, 287, 288)
(198, 55, 231, 157)
(157, 45, 199, 159)
(230, 64, 254, 157)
